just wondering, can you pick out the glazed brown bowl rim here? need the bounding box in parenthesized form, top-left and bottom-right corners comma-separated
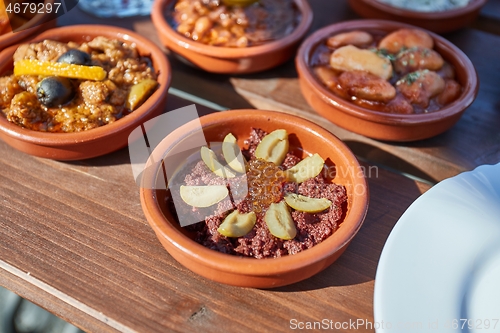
(0, 0, 55, 46)
(151, 0, 313, 59)
(140, 110, 369, 276)
(296, 19, 479, 126)
(356, 0, 488, 19)
(0, 24, 171, 146)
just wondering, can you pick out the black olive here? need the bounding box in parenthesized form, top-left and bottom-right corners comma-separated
(57, 49, 91, 66)
(36, 77, 75, 107)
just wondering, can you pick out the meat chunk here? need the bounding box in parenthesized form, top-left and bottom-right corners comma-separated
(79, 81, 110, 106)
(0, 76, 23, 108)
(379, 28, 434, 54)
(394, 47, 444, 74)
(338, 70, 396, 103)
(396, 70, 445, 108)
(17, 75, 41, 95)
(437, 62, 456, 80)
(86, 37, 138, 65)
(6, 92, 54, 131)
(12, 44, 37, 62)
(385, 95, 414, 114)
(13, 40, 69, 62)
(108, 58, 156, 85)
(437, 79, 462, 106)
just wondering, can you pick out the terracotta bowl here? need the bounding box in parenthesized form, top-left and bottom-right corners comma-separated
(0, 25, 171, 160)
(140, 110, 369, 288)
(0, 0, 57, 50)
(348, 0, 488, 33)
(296, 19, 479, 142)
(151, 0, 313, 74)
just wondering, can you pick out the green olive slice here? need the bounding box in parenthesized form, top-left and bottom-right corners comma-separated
(218, 210, 256, 237)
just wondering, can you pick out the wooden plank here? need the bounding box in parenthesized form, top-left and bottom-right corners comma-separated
(1, 94, 430, 332)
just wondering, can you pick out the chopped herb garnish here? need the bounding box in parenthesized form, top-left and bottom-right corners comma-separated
(399, 70, 429, 85)
(401, 71, 421, 85)
(374, 48, 397, 61)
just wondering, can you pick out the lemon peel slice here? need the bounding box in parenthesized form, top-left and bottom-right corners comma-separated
(14, 59, 107, 81)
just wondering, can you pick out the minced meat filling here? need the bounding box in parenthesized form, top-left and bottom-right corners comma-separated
(0, 38, 157, 132)
(168, 128, 348, 259)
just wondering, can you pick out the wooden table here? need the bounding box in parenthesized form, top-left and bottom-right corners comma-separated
(1, 1, 499, 332)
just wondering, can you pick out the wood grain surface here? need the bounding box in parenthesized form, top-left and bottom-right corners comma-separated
(1, 0, 499, 332)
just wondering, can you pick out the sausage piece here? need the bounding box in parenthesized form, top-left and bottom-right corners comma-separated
(396, 70, 445, 108)
(394, 47, 444, 75)
(379, 28, 434, 54)
(339, 70, 396, 103)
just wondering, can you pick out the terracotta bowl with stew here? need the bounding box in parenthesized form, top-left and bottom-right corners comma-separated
(296, 20, 478, 142)
(0, 0, 57, 50)
(348, 0, 488, 33)
(0, 25, 171, 160)
(140, 110, 369, 288)
(151, 0, 313, 74)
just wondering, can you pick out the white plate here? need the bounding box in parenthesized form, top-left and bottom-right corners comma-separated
(374, 163, 500, 332)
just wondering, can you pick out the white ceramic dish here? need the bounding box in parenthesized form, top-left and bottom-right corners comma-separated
(374, 163, 500, 332)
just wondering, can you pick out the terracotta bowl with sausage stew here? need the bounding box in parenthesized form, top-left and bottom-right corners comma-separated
(0, 25, 171, 160)
(140, 110, 368, 288)
(0, 0, 57, 50)
(151, 0, 313, 74)
(348, 0, 488, 33)
(296, 20, 478, 142)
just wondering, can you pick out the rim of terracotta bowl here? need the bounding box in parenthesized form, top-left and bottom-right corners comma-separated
(151, 0, 313, 59)
(141, 110, 369, 276)
(296, 19, 479, 126)
(0, 0, 56, 47)
(0, 25, 171, 146)
(355, 0, 488, 20)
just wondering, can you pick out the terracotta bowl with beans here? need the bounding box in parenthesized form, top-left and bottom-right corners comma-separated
(140, 110, 368, 288)
(296, 19, 478, 142)
(0, 0, 57, 50)
(0, 25, 171, 160)
(151, 0, 313, 74)
(348, 0, 488, 33)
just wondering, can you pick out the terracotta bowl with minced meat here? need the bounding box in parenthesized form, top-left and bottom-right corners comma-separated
(0, 25, 171, 160)
(140, 110, 369, 288)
